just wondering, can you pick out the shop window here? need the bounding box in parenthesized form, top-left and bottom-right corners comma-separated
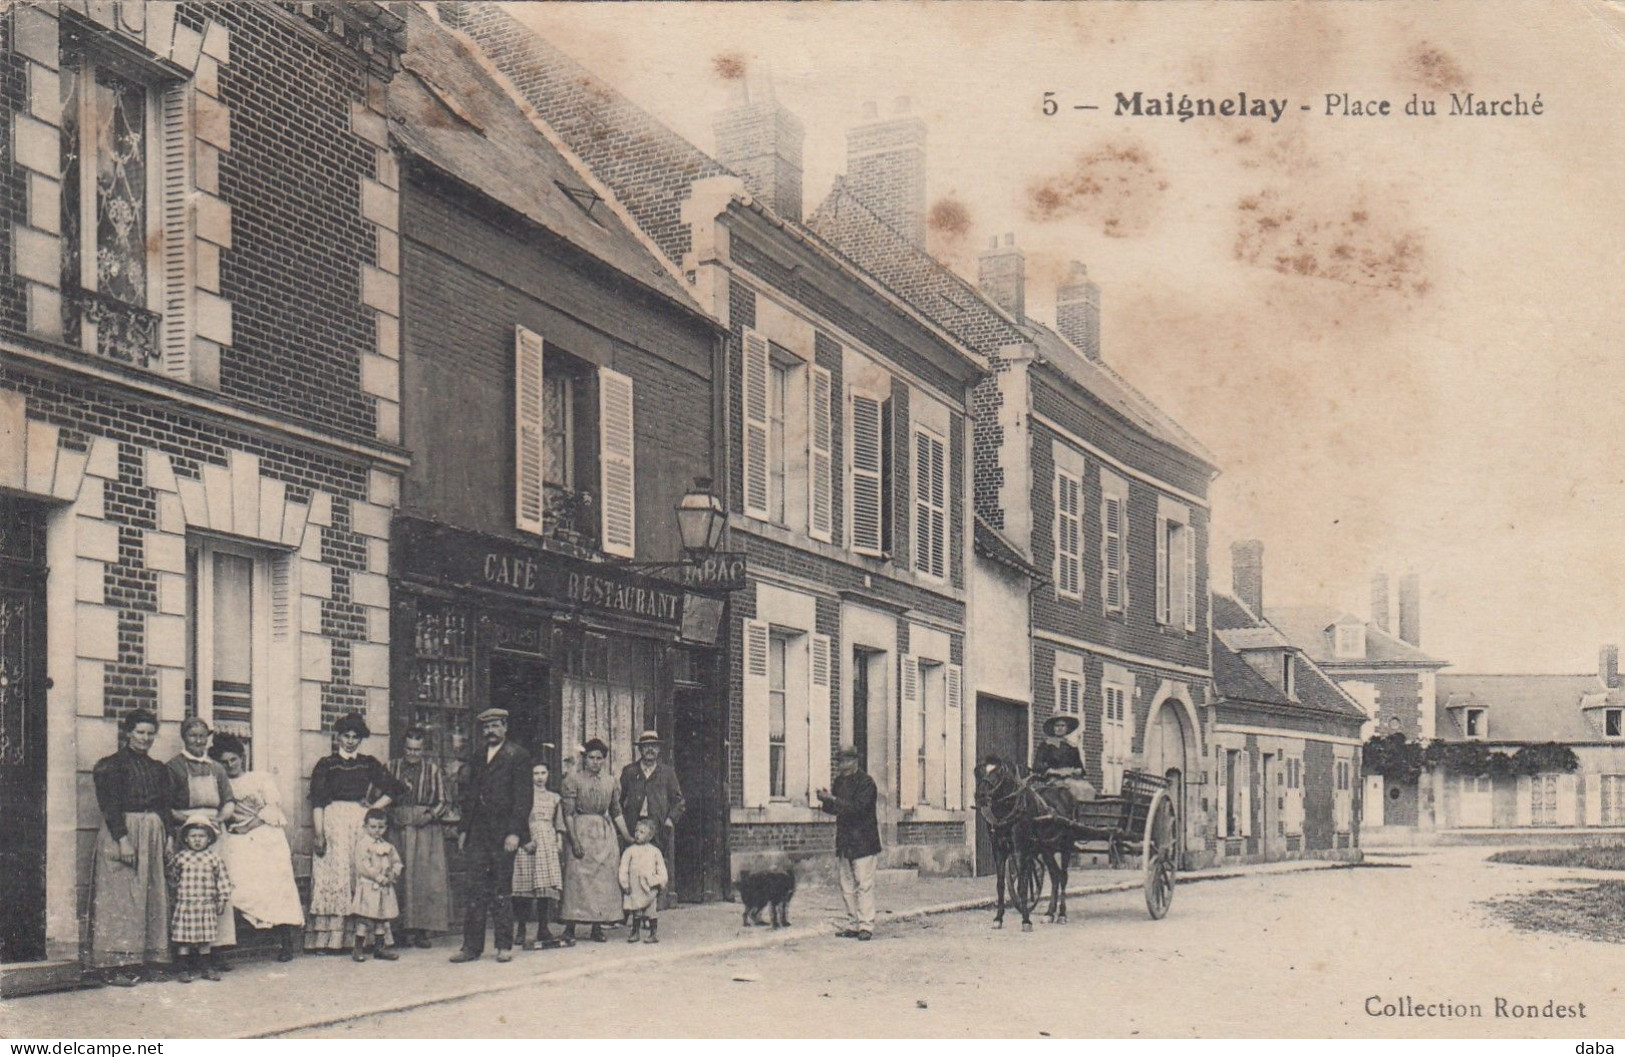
(559, 633, 658, 777)
(60, 42, 189, 372)
(406, 602, 473, 817)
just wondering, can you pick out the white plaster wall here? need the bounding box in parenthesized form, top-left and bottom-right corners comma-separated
(969, 557, 1031, 705)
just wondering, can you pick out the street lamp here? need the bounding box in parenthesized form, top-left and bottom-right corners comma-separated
(675, 477, 726, 558)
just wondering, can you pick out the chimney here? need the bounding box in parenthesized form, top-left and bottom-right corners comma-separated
(1601, 645, 1620, 689)
(1055, 261, 1101, 361)
(977, 234, 1026, 321)
(1397, 572, 1421, 647)
(845, 96, 927, 246)
(1232, 540, 1264, 616)
(713, 77, 805, 224)
(1370, 571, 1391, 634)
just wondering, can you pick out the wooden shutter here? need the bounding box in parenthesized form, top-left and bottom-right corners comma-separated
(158, 82, 193, 380)
(1184, 523, 1198, 631)
(809, 633, 833, 797)
(1156, 518, 1171, 624)
(742, 329, 771, 521)
(1054, 472, 1080, 598)
(850, 391, 885, 555)
(899, 655, 919, 809)
(914, 430, 946, 579)
(514, 325, 546, 534)
(742, 620, 771, 807)
(1557, 773, 1578, 826)
(1584, 774, 1602, 826)
(1103, 494, 1123, 610)
(808, 366, 834, 542)
(1515, 775, 1532, 827)
(945, 663, 963, 810)
(598, 367, 636, 557)
(1215, 752, 1229, 838)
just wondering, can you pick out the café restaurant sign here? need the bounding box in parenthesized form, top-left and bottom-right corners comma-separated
(397, 519, 686, 631)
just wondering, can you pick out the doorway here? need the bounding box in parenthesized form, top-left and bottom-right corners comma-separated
(974, 694, 1028, 876)
(672, 686, 726, 902)
(0, 498, 48, 963)
(1144, 697, 1196, 866)
(488, 654, 555, 773)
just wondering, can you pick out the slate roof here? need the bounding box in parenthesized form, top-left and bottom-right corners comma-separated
(1434, 673, 1620, 743)
(974, 514, 1045, 581)
(1266, 605, 1447, 668)
(806, 183, 1217, 470)
(1210, 593, 1368, 722)
(386, 6, 704, 318)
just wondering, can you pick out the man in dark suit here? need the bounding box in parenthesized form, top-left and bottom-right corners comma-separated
(449, 707, 532, 964)
(617, 730, 685, 908)
(816, 744, 881, 941)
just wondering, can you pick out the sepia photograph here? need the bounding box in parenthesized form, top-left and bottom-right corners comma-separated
(0, 0, 1621, 1042)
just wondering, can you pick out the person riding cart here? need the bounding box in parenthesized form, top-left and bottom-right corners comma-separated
(1031, 715, 1096, 819)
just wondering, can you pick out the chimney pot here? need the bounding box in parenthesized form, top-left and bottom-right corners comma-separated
(845, 99, 928, 246)
(714, 79, 806, 224)
(1601, 644, 1620, 689)
(1231, 540, 1265, 616)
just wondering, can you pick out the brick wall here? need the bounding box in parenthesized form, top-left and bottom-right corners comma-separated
(1303, 739, 1336, 850)
(1030, 371, 1211, 501)
(0, 10, 25, 334)
(1368, 671, 1425, 738)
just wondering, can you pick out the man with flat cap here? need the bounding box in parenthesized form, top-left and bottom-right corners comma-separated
(816, 745, 881, 941)
(617, 730, 684, 909)
(450, 707, 532, 963)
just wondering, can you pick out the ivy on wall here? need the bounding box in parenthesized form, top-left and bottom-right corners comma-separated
(1363, 733, 1579, 779)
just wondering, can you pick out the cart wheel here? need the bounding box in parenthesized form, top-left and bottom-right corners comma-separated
(1142, 788, 1177, 920)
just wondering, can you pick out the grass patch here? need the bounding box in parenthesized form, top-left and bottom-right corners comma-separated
(1487, 845, 1625, 870)
(1482, 881, 1625, 944)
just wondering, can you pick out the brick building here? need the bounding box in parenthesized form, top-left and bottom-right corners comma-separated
(805, 124, 1221, 869)
(449, 6, 986, 878)
(1212, 553, 1368, 863)
(1, 3, 407, 975)
(382, 7, 727, 901)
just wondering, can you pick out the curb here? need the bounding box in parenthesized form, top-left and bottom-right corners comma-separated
(254, 858, 1347, 1038)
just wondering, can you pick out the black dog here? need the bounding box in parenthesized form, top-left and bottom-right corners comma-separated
(737, 867, 796, 928)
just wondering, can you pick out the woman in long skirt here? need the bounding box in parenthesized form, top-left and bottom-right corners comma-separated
(558, 739, 630, 943)
(305, 712, 406, 951)
(387, 726, 451, 948)
(88, 709, 175, 987)
(210, 734, 306, 961)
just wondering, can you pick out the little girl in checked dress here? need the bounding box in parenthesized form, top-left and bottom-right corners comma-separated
(170, 815, 233, 982)
(511, 760, 565, 950)
(351, 808, 404, 962)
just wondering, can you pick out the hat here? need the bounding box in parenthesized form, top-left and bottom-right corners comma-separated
(635, 730, 661, 747)
(334, 712, 371, 738)
(835, 744, 861, 760)
(179, 814, 219, 846)
(476, 707, 510, 724)
(1043, 715, 1080, 738)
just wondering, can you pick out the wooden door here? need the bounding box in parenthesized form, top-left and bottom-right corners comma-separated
(974, 694, 1028, 876)
(0, 499, 48, 963)
(671, 686, 726, 902)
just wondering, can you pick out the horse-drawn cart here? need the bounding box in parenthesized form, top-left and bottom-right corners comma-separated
(981, 763, 1179, 929)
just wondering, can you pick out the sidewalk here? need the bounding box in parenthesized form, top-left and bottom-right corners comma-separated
(0, 858, 1353, 1039)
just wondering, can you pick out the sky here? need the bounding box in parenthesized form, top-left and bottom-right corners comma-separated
(506, 1, 1625, 674)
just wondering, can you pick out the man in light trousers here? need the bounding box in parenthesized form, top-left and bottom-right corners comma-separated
(816, 744, 881, 940)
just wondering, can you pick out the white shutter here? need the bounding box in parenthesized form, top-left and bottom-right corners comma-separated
(1184, 523, 1198, 631)
(809, 633, 833, 797)
(1156, 518, 1170, 624)
(1239, 754, 1252, 837)
(1103, 495, 1123, 610)
(1585, 773, 1603, 826)
(808, 366, 833, 542)
(1169, 522, 1189, 630)
(849, 391, 885, 555)
(945, 663, 963, 810)
(158, 82, 193, 380)
(598, 367, 636, 557)
(922, 666, 943, 809)
(1557, 773, 1578, 826)
(742, 620, 771, 807)
(742, 329, 771, 521)
(899, 655, 919, 809)
(1054, 472, 1080, 598)
(1515, 776, 1533, 827)
(514, 325, 546, 534)
(1215, 753, 1229, 838)
(914, 430, 946, 579)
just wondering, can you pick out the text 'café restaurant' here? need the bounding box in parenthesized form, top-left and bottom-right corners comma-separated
(390, 517, 730, 900)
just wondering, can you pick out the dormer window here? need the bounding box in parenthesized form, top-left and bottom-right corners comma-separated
(1606, 708, 1623, 739)
(1333, 623, 1366, 659)
(1281, 652, 1295, 697)
(1464, 707, 1487, 739)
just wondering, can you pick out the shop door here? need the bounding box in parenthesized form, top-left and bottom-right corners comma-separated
(974, 695, 1028, 876)
(672, 686, 726, 902)
(1, 498, 48, 963)
(489, 654, 556, 774)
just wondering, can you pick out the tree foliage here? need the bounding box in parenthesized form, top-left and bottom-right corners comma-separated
(1363, 734, 1581, 779)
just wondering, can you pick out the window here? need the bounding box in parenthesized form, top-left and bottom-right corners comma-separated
(1334, 624, 1366, 659)
(1602, 775, 1625, 826)
(916, 662, 932, 805)
(769, 360, 790, 525)
(848, 389, 892, 557)
(768, 633, 789, 800)
(542, 373, 574, 490)
(914, 428, 946, 580)
(1155, 500, 1196, 630)
(1281, 653, 1295, 698)
(1531, 773, 1559, 826)
(1464, 708, 1486, 739)
(187, 539, 273, 756)
(60, 47, 185, 370)
(1102, 684, 1129, 795)
(1053, 653, 1083, 720)
(1606, 709, 1623, 738)
(1054, 470, 1082, 599)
